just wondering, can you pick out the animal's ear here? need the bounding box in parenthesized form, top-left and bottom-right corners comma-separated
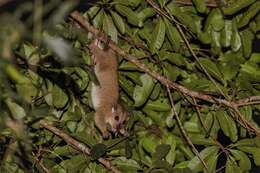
(112, 107, 115, 113)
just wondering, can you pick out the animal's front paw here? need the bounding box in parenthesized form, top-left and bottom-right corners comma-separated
(120, 128, 129, 137)
(102, 131, 110, 139)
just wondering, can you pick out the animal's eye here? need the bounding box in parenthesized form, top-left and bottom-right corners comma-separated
(122, 120, 126, 124)
(114, 116, 119, 121)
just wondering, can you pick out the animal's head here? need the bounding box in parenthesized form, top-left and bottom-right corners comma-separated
(107, 104, 129, 136)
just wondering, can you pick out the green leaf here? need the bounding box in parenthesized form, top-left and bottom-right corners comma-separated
(198, 29, 211, 44)
(239, 106, 252, 121)
(158, 51, 186, 67)
(203, 148, 218, 173)
(5, 99, 26, 119)
(151, 160, 173, 172)
(138, 8, 156, 22)
(216, 110, 238, 142)
(164, 18, 181, 51)
(103, 13, 118, 43)
(184, 122, 200, 133)
(218, 51, 243, 81)
(110, 10, 125, 34)
(197, 58, 223, 82)
(166, 3, 197, 33)
(83, 162, 107, 173)
(113, 0, 142, 8)
(188, 146, 219, 173)
(119, 75, 135, 96)
(52, 85, 69, 108)
(163, 133, 177, 165)
(5, 64, 31, 84)
(149, 17, 166, 54)
(233, 138, 256, 147)
(192, 0, 207, 13)
(142, 108, 165, 126)
(59, 155, 86, 172)
(157, 0, 170, 7)
(205, 9, 224, 31)
(114, 5, 142, 27)
(222, 0, 256, 15)
(90, 143, 107, 160)
(121, 71, 142, 86)
(16, 83, 38, 103)
(231, 20, 242, 52)
(133, 74, 155, 107)
(141, 135, 159, 154)
(112, 157, 141, 172)
(92, 9, 104, 28)
(152, 144, 171, 161)
(238, 1, 260, 28)
(240, 62, 260, 81)
(220, 20, 232, 48)
(163, 62, 180, 82)
(119, 61, 140, 71)
(144, 98, 171, 112)
(225, 157, 241, 173)
(189, 134, 215, 146)
(87, 6, 100, 19)
(52, 146, 78, 158)
(179, 145, 195, 160)
(241, 28, 254, 58)
(237, 146, 260, 165)
(211, 30, 221, 48)
(230, 149, 251, 171)
(150, 83, 161, 100)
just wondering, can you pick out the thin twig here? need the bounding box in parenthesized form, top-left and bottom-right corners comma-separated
(69, 11, 260, 136)
(235, 96, 260, 107)
(39, 120, 122, 173)
(32, 151, 52, 173)
(192, 98, 208, 133)
(174, 0, 218, 7)
(166, 86, 211, 173)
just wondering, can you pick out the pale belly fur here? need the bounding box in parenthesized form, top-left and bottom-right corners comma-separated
(91, 83, 101, 110)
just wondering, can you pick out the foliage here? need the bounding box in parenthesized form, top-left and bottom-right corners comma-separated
(0, 0, 260, 172)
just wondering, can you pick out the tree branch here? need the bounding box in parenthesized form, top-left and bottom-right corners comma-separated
(39, 120, 122, 173)
(69, 11, 260, 135)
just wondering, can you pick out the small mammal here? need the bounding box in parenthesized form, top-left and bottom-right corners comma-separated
(89, 38, 128, 139)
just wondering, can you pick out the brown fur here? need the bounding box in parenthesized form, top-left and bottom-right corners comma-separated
(89, 39, 128, 138)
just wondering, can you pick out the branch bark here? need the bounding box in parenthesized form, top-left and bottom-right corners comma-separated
(174, 0, 219, 7)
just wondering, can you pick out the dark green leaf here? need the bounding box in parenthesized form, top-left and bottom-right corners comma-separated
(216, 110, 238, 142)
(149, 17, 166, 54)
(90, 143, 107, 160)
(152, 144, 171, 161)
